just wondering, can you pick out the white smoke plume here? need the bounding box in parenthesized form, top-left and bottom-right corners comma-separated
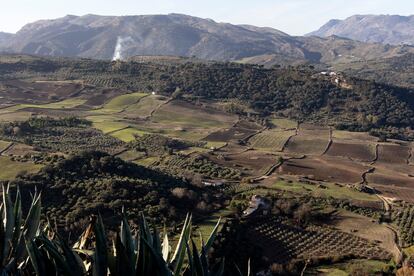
(112, 36, 133, 61)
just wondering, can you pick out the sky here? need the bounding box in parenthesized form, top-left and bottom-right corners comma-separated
(1, 0, 414, 35)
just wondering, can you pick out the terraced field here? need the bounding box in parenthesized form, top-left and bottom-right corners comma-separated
(94, 92, 148, 113)
(326, 141, 376, 162)
(278, 156, 370, 184)
(249, 129, 295, 152)
(284, 125, 330, 155)
(377, 143, 411, 164)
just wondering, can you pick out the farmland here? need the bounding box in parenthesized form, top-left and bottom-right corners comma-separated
(1, 55, 414, 274)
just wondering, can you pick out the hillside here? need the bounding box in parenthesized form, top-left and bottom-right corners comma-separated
(333, 52, 414, 89)
(1, 54, 413, 139)
(308, 14, 414, 45)
(0, 14, 413, 65)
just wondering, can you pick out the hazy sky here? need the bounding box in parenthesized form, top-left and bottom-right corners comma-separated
(1, 0, 414, 35)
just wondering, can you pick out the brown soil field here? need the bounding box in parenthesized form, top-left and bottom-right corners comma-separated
(0, 80, 83, 104)
(377, 143, 411, 164)
(328, 210, 399, 260)
(326, 141, 376, 162)
(410, 144, 414, 165)
(203, 120, 260, 142)
(366, 167, 414, 189)
(278, 156, 369, 184)
(284, 137, 329, 155)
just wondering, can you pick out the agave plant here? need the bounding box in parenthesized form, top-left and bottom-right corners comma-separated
(0, 185, 225, 275)
(28, 208, 223, 275)
(0, 183, 42, 275)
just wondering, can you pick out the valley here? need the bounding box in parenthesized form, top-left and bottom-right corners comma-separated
(0, 55, 413, 274)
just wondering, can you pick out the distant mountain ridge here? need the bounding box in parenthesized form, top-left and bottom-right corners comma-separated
(0, 32, 13, 44)
(307, 14, 414, 45)
(0, 14, 414, 65)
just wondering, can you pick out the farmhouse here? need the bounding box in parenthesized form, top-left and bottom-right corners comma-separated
(242, 195, 271, 217)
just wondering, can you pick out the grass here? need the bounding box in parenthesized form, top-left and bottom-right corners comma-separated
(86, 115, 130, 133)
(190, 208, 232, 250)
(269, 181, 379, 202)
(110, 127, 148, 142)
(403, 245, 414, 257)
(204, 141, 227, 149)
(95, 92, 148, 113)
(123, 95, 167, 117)
(271, 118, 297, 129)
(0, 156, 43, 180)
(0, 111, 33, 122)
(0, 98, 86, 113)
(116, 150, 145, 161)
(133, 157, 159, 167)
(0, 140, 12, 152)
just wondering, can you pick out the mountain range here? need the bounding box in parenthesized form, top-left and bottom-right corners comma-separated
(308, 14, 414, 45)
(0, 14, 414, 65)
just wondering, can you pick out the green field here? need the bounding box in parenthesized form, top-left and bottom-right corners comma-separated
(123, 95, 168, 117)
(86, 115, 130, 133)
(95, 92, 148, 113)
(133, 157, 159, 167)
(0, 157, 43, 180)
(0, 140, 11, 152)
(116, 150, 145, 161)
(0, 111, 33, 122)
(110, 127, 148, 142)
(271, 118, 297, 129)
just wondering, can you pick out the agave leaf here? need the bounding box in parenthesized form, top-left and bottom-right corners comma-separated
(162, 232, 169, 262)
(247, 259, 251, 276)
(11, 186, 22, 255)
(73, 218, 94, 249)
(211, 258, 225, 276)
(204, 217, 221, 253)
(25, 237, 46, 276)
(23, 191, 41, 239)
(141, 237, 172, 276)
(184, 238, 194, 276)
(138, 212, 153, 246)
(152, 227, 162, 254)
(92, 214, 107, 276)
(120, 209, 135, 266)
(0, 204, 4, 266)
(191, 239, 204, 276)
(171, 213, 192, 275)
(56, 234, 86, 275)
(2, 183, 15, 264)
(36, 235, 81, 276)
(115, 232, 135, 276)
(136, 235, 151, 276)
(15, 191, 41, 259)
